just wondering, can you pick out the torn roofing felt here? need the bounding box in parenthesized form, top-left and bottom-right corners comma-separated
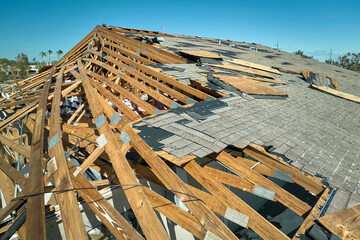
(302, 70, 339, 90)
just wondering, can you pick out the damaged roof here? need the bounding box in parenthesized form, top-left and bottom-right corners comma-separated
(0, 24, 359, 240)
(134, 31, 360, 212)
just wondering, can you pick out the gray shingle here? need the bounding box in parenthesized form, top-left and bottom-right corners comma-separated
(133, 74, 360, 212)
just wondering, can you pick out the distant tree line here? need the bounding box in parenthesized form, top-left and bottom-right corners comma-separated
(0, 58, 16, 81)
(333, 52, 360, 73)
(293, 50, 314, 59)
(0, 50, 63, 82)
(294, 49, 360, 73)
(0, 53, 30, 81)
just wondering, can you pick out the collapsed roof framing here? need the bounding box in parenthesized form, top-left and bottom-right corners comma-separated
(0, 25, 333, 240)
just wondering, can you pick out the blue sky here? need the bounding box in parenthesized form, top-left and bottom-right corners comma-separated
(1, 0, 359, 62)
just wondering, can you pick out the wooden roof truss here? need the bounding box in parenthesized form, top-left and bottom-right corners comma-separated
(0, 25, 331, 240)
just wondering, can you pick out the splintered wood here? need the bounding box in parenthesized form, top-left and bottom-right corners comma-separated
(0, 25, 333, 240)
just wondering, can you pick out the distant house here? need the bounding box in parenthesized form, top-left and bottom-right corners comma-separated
(27, 64, 39, 74)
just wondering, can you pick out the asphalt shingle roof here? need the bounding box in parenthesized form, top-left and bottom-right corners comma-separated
(129, 34, 360, 214)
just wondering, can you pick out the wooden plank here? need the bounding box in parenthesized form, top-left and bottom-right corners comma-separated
(208, 62, 275, 79)
(189, 80, 230, 98)
(48, 66, 88, 240)
(102, 39, 153, 64)
(78, 60, 170, 240)
(183, 160, 290, 240)
(75, 146, 104, 176)
(0, 147, 15, 204)
(0, 96, 38, 109)
(212, 151, 312, 216)
(112, 26, 169, 37)
(277, 68, 301, 74)
(213, 74, 288, 96)
(237, 73, 286, 85)
(317, 203, 360, 240)
(243, 143, 326, 195)
(97, 48, 196, 104)
(179, 50, 223, 59)
(48, 80, 81, 101)
(235, 156, 274, 176)
(100, 43, 213, 101)
(67, 161, 145, 240)
(142, 187, 207, 239)
(155, 150, 197, 167)
(59, 27, 96, 64)
(0, 101, 38, 130)
(90, 79, 140, 121)
(20, 72, 51, 92)
(211, 69, 286, 84)
(0, 120, 56, 224)
(85, 58, 176, 108)
(229, 58, 282, 75)
(0, 198, 24, 223)
(98, 26, 185, 64)
(123, 125, 238, 240)
(1, 207, 26, 240)
(67, 102, 85, 124)
(26, 69, 53, 240)
(99, 30, 166, 63)
(293, 188, 330, 239)
(204, 166, 254, 193)
(128, 159, 233, 231)
(87, 69, 157, 115)
(312, 85, 360, 104)
(0, 134, 30, 159)
(129, 158, 277, 239)
(0, 158, 26, 189)
(11, 71, 24, 96)
(186, 184, 228, 217)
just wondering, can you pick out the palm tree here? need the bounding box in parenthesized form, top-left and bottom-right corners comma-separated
(32, 58, 36, 63)
(40, 51, 46, 65)
(47, 50, 52, 65)
(56, 50, 63, 60)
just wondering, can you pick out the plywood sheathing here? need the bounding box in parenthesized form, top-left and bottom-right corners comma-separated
(178, 50, 223, 59)
(317, 204, 360, 240)
(213, 74, 288, 96)
(228, 58, 282, 75)
(211, 69, 287, 85)
(208, 62, 276, 79)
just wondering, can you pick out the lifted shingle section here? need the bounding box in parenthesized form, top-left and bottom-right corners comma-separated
(133, 80, 360, 209)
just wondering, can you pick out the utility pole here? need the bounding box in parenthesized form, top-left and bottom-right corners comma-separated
(330, 49, 333, 65)
(276, 42, 279, 51)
